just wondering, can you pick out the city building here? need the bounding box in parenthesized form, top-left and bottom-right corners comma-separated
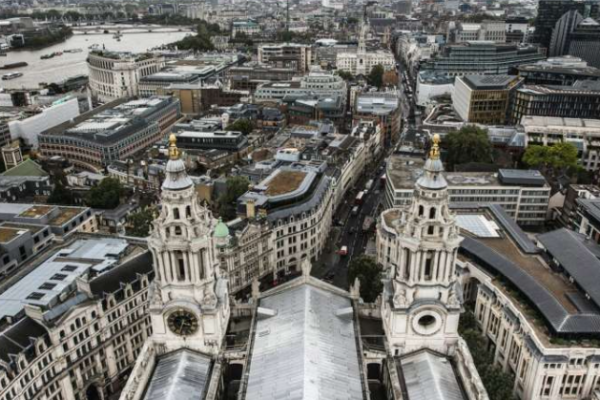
(520, 115, 600, 171)
(415, 71, 455, 106)
(283, 95, 346, 130)
(384, 155, 550, 225)
(254, 68, 347, 104)
(0, 160, 53, 203)
(7, 97, 80, 150)
(448, 21, 507, 43)
(549, 10, 584, 57)
(236, 163, 334, 274)
(158, 84, 245, 115)
(231, 19, 260, 36)
(226, 64, 297, 92)
(422, 42, 545, 77)
(336, 22, 394, 75)
(39, 97, 181, 171)
(87, 51, 165, 103)
(517, 56, 600, 85)
(453, 75, 523, 125)
(534, 0, 600, 49)
(257, 43, 312, 74)
(0, 203, 97, 237)
(0, 235, 153, 400)
(511, 80, 600, 123)
(1, 141, 22, 170)
(353, 91, 401, 146)
(566, 17, 600, 68)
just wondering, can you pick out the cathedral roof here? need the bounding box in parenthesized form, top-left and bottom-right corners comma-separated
(244, 283, 365, 400)
(143, 349, 212, 400)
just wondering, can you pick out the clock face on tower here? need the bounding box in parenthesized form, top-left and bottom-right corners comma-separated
(167, 309, 199, 336)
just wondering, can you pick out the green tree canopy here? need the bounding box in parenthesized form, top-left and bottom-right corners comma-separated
(217, 176, 250, 221)
(336, 70, 354, 81)
(126, 207, 157, 237)
(85, 178, 124, 209)
(47, 181, 76, 206)
(443, 126, 494, 170)
(367, 64, 384, 88)
(348, 256, 383, 302)
(226, 119, 254, 135)
(459, 311, 517, 400)
(522, 143, 578, 173)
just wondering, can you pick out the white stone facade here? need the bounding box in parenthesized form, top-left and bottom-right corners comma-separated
(378, 141, 463, 356)
(8, 98, 80, 149)
(87, 52, 165, 103)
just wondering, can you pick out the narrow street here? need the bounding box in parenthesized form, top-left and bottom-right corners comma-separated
(312, 153, 389, 290)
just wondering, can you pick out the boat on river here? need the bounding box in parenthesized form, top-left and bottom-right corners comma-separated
(2, 72, 23, 80)
(0, 62, 27, 69)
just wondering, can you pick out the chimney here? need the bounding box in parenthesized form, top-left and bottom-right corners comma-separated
(246, 199, 256, 218)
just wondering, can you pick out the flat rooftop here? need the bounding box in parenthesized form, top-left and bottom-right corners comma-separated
(0, 227, 21, 244)
(387, 155, 546, 189)
(462, 75, 519, 90)
(264, 170, 308, 196)
(18, 205, 53, 219)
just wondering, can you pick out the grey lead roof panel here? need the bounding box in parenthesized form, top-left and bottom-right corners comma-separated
(538, 229, 600, 308)
(143, 350, 212, 400)
(399, 351, 466, 400)
(245, 284, 364, 400)
(461, 236, 600, 334)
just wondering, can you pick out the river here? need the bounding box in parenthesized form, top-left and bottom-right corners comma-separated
(0, 27, 190, 90)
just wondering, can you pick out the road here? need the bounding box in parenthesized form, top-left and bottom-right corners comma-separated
(312, 153, 389, 289)
(312, 61, 417, 290)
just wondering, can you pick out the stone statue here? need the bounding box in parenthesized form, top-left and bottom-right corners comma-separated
(393, 288, 409, 308)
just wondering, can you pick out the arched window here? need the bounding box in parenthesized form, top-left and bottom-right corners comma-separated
(429, 207, 436, 219)
(176, 251, 185, 281)
(428, 226, 434, 235)
(173, 207, 180, 220)
(175, 226, 182, 236)
(186, 206, 192, 218)
(418, 205, 424, 216)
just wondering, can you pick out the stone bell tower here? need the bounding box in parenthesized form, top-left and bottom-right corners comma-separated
(147, 134, 230, 355)
(380, 135, 463, 356)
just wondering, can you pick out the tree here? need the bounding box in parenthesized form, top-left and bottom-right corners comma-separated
(217, 176, 250, 221)
(367, 64, 385, 88)
(47, 181, 76, 206)
(226, 119, 254, 135)
(348, 256, 383, 302)
(459, 310, 518, 400)
(85, 178, 124, 209)
(126, 207, 156, 237)
(522, 143, 578, 176)
(443, 126, 493, 170)
(336, 70, 354, 81)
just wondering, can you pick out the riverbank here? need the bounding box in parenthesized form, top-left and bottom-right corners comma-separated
(15, 27, 74, 50)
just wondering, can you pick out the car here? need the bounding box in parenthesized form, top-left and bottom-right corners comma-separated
(338, 246, 348, 256)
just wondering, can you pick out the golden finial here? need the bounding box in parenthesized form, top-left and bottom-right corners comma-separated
(168, 134, 180, 160)
(430, 134, 441, 160)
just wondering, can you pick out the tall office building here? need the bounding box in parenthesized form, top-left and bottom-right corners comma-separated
(534, 0, 600, 50)
(567, 17, 600, 68)
(549, 10, 584, 56)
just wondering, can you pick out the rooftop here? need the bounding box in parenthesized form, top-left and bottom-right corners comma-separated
(462, 75, 520, 90)
(143, 349, 212, 400)
(387, 155, 546, 189)
(245, 283, 364, 400)
(0, 238, 130, 321)
(264, 170, 307, 196)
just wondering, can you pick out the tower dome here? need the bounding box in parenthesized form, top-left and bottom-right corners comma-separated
(162, 134, 193, 191)
(416, 134, 447, 190)
(214, 218, 230, 238)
